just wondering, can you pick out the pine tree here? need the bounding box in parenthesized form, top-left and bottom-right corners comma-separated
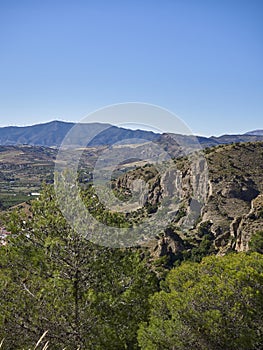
(138, 253, 263, 350)
(0, 184, 157, 349)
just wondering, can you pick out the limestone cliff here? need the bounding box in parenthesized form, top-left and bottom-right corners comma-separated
(115, 142, 263, 258)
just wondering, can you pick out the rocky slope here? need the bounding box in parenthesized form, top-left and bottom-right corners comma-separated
(1, 139, 262, 259)
(115, 141, 263, 258)
(203, 142, 263, 253)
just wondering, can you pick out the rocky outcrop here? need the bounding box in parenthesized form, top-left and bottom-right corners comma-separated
(201, 175, 261, 252)
(115, 142, 263, 256)
(221, 176, 259, 202)
(151, 227, 185, 259)
(234, 194, 263, 252)
(197, 143, 263, 253)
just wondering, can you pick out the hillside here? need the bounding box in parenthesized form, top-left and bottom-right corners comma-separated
(0, 141, 262, 259)
(0, 140, 262, 350)
(0, 145, 56, 209)
(202, 142, 263, 253)
(114, 141, 263, 259)
(157, 132, 263, 153)
(0, 144, 110, 209)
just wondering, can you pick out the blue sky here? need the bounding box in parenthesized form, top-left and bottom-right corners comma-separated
(0, 0, 262, 136)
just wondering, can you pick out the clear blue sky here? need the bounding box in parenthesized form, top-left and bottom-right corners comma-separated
(0, 0, 262, 136)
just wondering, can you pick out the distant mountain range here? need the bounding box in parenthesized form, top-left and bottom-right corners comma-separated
(0, 121, 159, 147)
(0, 120, 262, 148)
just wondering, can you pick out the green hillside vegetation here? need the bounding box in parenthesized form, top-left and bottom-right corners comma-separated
(1, 184, 263, 349)
(0, 185, 158, 349)
(0, 141, 262, 348)
(138, 253, 263, 350)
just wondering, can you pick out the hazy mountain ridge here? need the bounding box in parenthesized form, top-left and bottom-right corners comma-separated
(0, 121, 159, 147)
(245, 130, 263, 136)
(0, 121, 262, 147)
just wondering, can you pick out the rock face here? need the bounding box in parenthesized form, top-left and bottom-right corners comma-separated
(201, 143, 263, 253)
(234, 194, 263, 252)
(115, 142, 263, 256)
(151, 228, 185, 259)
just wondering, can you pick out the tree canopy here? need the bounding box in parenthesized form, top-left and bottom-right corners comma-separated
(0, 184, 158, 349)
(138, 252, 263, 350)
(1, 183, 263, 349)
